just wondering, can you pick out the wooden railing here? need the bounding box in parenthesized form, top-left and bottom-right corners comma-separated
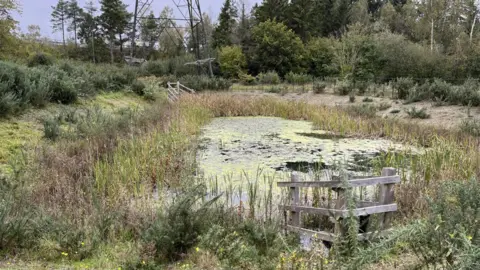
(167, 81, 195, 102)
(278, 167, 399, 243)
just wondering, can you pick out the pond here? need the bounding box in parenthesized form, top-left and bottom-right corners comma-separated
(197, 117, 411, 183)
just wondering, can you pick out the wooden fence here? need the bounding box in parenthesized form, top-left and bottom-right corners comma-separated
(167, 81, 195, 102)
(278, 167, 399, 242)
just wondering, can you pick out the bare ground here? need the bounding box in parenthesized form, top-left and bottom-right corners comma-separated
(228, 89, 480, 130)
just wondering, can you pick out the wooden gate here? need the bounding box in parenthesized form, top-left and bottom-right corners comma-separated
(278, 167, 399, 242)
(167, 81, 195, 102)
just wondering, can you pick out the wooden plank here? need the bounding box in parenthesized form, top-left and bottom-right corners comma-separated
(280, 205, 340, 217)
(279, 203, 397, 218)
(277, 175, 400, 188)
(358, 201, 379, 208)
(290, 173, 301, 226)
(287, 226, 337, 242)
(352, 204, 397, 216)
(379, 168, 396, 229)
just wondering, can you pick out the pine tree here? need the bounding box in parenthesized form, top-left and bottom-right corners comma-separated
(51, 0, 68, 48)
(212, 0, 238, 49)
(288, 0, 314, 41)
(99, 0, 130, 62)
(253, 0, 289, 24)
(79, 0, 98, 62)
(66, 0, 83, 47)
(140, 11, 159, 57)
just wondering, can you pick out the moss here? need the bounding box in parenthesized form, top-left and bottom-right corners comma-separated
(0, 121, 41, 165)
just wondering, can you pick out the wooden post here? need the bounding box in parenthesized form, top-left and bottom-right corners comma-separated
(334, 187, 346, 236)
(177, 81, 181, 96)
(379, 167, 396, 229)
(290, 173, 301, 227)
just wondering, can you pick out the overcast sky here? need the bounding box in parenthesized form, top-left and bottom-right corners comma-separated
(15, 0, 255, 41)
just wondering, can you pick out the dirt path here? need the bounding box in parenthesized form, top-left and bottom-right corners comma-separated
(227, 90, 480, 130)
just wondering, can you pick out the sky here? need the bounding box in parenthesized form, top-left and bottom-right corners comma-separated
(15, 0, 254, 41)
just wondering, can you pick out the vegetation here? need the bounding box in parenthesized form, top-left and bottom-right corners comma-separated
(406, 107, 431, 119)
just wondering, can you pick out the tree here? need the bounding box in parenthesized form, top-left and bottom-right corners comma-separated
(140, 11, 159, 58)
(212, 0, 238, 49)
(288, 0, 315, 41)
(218, 45, 246, 78)
(187, 13, 213, 57)
(65, 0, 83, 47)
(79, 0, 99, 62)
(306, 37, 336, 77)
(251, 20, 306, 76)
(51, 0, 68, 48)
(253, 0, 289, 24)
(0, 0, 20, 56)
(99, 0, 130, 63)
(158, 7, 185, 58)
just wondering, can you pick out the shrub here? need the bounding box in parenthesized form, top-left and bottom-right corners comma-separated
(406, 107, 430, 119)
(377, 102, 392, 111)
(313, 80, 327, 94)
(392, 77, 415, 99)
(141, 60, 168, 77)
(218, 45, 246, 78)
(47, 69, 78, 104)
(28, 53, 54, 67)
(131, 80, 146, 96)
(335, 80, 354, 95)
(429, 78, 452, 101)
(406, 82, 431, 103)
(238, 72, 257, 85)
(24, 68, 52, 107)
(285, 72, 311, 85)
(257, 71, 281, 85)
(449, 79, 480, 106)
(344, 104, 377, 118)
(180, 75, 232, 91)
(349, 92, 356, 103)
(267, 85, 282, 93)
(362, 97, 373, 103)
(43, 117, 61, 140)
(143, 186, 221, 262)
(346, 179, 480, 269)
(390, 109, 401, 114)
(306, 37, 336, 77)
(460, 119, 480, 136)
(0, 93, 19, 117)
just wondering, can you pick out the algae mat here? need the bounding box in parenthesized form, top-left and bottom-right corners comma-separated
(197, 117, 409, 183)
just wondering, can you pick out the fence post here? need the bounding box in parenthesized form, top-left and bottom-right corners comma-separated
(177, 81, 180, 95)
(379, 167, 396, 229)
(334, 187, 346, 236)
(290, 173, 301, 227)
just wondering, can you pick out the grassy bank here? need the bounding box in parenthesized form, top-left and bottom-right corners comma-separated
(2, 91, 480, 268)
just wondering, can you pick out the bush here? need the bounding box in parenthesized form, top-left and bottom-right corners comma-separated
(141, 60, 168, 77)
(377, 102, 392, 111)
(180, 75, 232, 91)
(143, 186, 221, 262)
(460, 119, 480, 136)
(392, 77, 415, 100)
(219, 45, 246, 78)
(313, 80, 327, 94)
(131, 80, 146, 96)
(238, 72, 257, 85)
(429, 78, 452, 101)
(43, 117, 61, 141)
(344, 104, 378, 118)
(306, 38, 336, 77)
(449, 79, 480, 106)
(362, 97, 373, 103)
(405, 107, 430, 119)
(346, 179, 480, 269)
(28, 53, 54, 67)
(0, 93, 19, 117)
(285, 72, 311, 85)
(335, 80, 354, 95)
(257, 71, 281, 85)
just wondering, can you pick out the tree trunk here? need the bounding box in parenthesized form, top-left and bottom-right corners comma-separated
(74, 11, 78, 48)
(110, 38, 114, 63)
(131, 0, 139, 59)
(430, 19, 434, 52)
(62, 18, 66, 49)
(471, 13, 477, 44)
(120, 33, 123, 52)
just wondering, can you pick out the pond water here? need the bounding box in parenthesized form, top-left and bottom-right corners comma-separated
(197, 116, 410, 184)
